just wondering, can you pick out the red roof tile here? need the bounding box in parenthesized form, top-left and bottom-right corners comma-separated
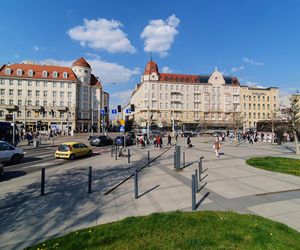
(144, 60, 159, 75)
(159, 73, 199, 83)
(72, 57, 91, 68)
(91, 74, 102, 87)
(0, 63, 77, 81)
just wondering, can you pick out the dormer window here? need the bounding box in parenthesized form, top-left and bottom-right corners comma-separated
(53, 71, 58, 78)
(63, 72, 68, 78)
(28, 69, 33, 76)
(17, 69, 23, 76)
(5, 68, 11, 75)
(42, 71, 48, 77)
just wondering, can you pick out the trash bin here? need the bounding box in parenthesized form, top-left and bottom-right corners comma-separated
(34, 140, 40, 148)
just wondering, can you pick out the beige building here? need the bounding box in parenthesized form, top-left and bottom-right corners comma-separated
(0, 57, 107, 133)
(240, 86, 279, 130)
(130, 60, 241, 130)
(130, 60, 279, 131)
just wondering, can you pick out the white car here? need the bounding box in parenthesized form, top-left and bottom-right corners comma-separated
(0, 141, 24, 164)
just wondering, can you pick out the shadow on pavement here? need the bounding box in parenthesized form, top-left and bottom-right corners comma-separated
(0, 171, 27, 182)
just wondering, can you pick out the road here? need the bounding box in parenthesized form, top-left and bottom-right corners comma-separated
(2, 132, 129, 177)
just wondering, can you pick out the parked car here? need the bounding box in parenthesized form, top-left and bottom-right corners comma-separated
(55, 142, 92, 160)
(212, 131, 223, 137)
(114, 136, 135, 146)
(0, 140, 24, 164)
(183, 131, 196, 137)
(90, 135, 113, 147)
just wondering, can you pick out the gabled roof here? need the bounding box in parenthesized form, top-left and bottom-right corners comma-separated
(144, 60, 159, 75)
(72, 57, 91, 69)
(0, 63, 77, 81)
(90, 74, 102, 87)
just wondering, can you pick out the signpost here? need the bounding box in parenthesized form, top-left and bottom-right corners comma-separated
(112, 109, 117, 114)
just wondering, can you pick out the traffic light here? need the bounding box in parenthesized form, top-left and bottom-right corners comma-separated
(117, 105, 121, 113)
(104, 106, 108, 114)
(130, 104, 135, 112)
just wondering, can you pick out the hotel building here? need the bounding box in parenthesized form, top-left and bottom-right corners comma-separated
(0, 57, 107, 132)
(130, 60, 279, 131)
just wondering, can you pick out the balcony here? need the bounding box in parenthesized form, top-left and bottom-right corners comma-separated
(31, 105, 44, 111)
(57, 106, 67, 111)
(2, 105, 19, 111)
(171, 90, 182, 94)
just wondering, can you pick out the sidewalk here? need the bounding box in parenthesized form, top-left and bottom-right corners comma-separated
(1, 138, 300, 249)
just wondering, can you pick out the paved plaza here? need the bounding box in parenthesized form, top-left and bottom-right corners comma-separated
(1, 137, 300, 249)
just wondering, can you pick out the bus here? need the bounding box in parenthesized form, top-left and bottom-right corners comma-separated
(0, 122, 19, 145)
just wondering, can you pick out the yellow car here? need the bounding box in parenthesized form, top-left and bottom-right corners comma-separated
(55, 142, 92, 160)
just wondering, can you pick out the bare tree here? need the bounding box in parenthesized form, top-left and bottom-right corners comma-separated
(287, 96, 300, 155)
(232, 104, 242, 141)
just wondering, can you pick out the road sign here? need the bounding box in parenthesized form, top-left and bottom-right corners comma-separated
(126, 109, 131, 114)
(112, 109, 117, 114)
(100, 109, 104, 114)
(120, 119, 125, 126)
(120, 125, 125, 132)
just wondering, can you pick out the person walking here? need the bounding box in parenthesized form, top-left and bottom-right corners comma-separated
(167, 134, 172, 146)
(187, 136, 192, 147)
(159, 135, 163, 148)
(175, 133, 178, 142)
(213, 138, 221, 158)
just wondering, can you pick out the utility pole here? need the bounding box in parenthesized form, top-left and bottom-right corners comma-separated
(172, 106, 175, 136)
(147, 86, 150, 139)
(24, 98, 27, 132)
(91, 109, 94, 136)
(66, 109, 69, 136)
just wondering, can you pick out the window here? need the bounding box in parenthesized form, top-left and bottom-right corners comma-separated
(253, 104, 256, 110)
(0, 89, 5, 95)
(36, 100, 40, 106)
(249, 104, 251, 109)
(9, 89, 14, 96)
(27, 111, 31, 117)
(36, 90, 40, 97)
(5, 68, 11, 75)
(244, 103, 246, 109)
(18, 80, 22, 86)
(258, 113, 260, 119)
(9, 100, 13, 105)
(249, 113, 251, 118)
(17, 100, 22, 106)
(53, 101, 56, 106)
(60, 112, 64, 118)
(53, 82, 57, 88)
(28, 69, 33, 76)
(0, 79, 3, 85)
(42, 71, 48, 77)
(60, 82, 64, 88)
(17, 69, 22, 76)
(9, 80, 13, 85)
(60, 92, 64, 98)
(36, 81, 40, 87)
(44, 82, 47, 87)
(53, 91, 57, 98)
(68, 83, 71, 89)
(43, 101, 47, 106)
(63, 72, 68, 78)
(27, 100, 32, 106)
(43, 91, 47, 97)
(68, 92, 72, 99)
(67, 101, 71, 107)
(0, 110, 4, 117)
(0, 99, 4, 105)
(258, 104, 260, 110)
(267, 96, 270, 101)
(53, 71, 58, 78)
(27, 90, 32, 96)
(18, 90, 22, 96)
(165, 85, 168, 91)
(60, 101, 64, 106)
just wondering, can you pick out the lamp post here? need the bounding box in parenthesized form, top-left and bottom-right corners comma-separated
(147, 85, 150, 139)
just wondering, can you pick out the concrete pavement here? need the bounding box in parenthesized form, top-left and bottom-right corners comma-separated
(1, 137, 300, 249)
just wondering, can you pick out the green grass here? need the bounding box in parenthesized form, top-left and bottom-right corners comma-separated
(27, 211, 300, 250)
(246, 157, 300, 176)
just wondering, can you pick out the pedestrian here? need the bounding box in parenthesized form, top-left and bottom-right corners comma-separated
(187, 136, 192, 147)
(213, 138, 221, 158)
(175, 133, 178, 142)
(155, 135, 159, 148)
(167, 134, 172, 146)
(261, 132, 264, 142)
(159, 135, 163, 148)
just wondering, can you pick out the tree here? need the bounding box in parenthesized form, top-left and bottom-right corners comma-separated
(287, 96, 300, 155)
(232, 104, 242, 142)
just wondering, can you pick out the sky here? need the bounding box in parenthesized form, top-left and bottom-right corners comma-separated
(1, 0, 300, 108)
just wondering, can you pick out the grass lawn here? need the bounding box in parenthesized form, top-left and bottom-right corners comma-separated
(246, 157, 300, 177)
(27, 211, 300, 250)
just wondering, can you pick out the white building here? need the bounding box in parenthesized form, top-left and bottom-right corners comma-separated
(0, 57, 107, 133)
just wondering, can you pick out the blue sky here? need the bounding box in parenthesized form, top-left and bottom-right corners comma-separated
(1, 0, 300, 107)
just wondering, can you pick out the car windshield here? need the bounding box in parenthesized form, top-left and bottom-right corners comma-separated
(58, 144, 71, 152)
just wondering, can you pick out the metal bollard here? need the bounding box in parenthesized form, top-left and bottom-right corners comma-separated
(134, 169, 138, 199)
(128, 149, 131, 163)
(148, 151, 150, 167)
(174, 152, 176, 169)
(195, 169, 199, 192)
(88, 166, 92, 194)
(111, 145, 114, 157)
(41, 168, 45, 196)
(115, 146, 118, 160)
(192, 174, 196, 210)
(183, 151, 185, 167)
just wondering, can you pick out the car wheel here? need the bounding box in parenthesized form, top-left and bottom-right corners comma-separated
(10, 154, 22, 164)
(69, 154, 75, 160)
(88, 151, 92, 157)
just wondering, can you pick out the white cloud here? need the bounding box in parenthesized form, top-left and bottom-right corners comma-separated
(39, 58, 140, 84)
(68, 18, 136, 54)
(34, 45, 39, 52)
(14, 54, 19, 58)
(111, 89, 133, 106)
(245, 81, 266, 88)
(162, 66, 173, 73)
(141, 14, 180, 57)
(85, 52, 101, 59)
(243, 57, 265, 66)
(231, 66, 244, 72)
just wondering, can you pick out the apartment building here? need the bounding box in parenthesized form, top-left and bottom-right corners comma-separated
(130, 60, 241, 130)
(0, 57, 106, 133)
(130, 60, 279, 131)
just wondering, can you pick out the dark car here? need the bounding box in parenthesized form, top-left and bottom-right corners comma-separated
(183, 131, 195, 137)
(90, 135, 113, 146)
(114, 135, 135, 146)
